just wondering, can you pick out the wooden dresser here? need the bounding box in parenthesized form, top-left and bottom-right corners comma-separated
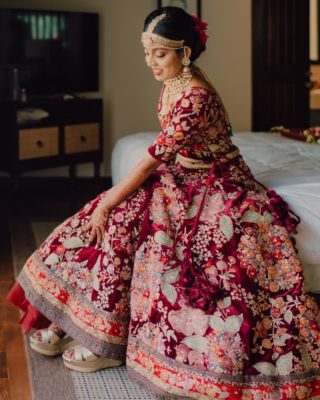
(0, 97, 103, 178)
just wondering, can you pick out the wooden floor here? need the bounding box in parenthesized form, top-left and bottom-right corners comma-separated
(0, 177, 111, 400)
(0, 219, 32, 400)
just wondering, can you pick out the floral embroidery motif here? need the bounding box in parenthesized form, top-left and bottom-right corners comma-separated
(12, 86, 320, 399)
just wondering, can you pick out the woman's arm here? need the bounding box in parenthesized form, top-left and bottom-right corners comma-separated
(84, 152, 161, 245)
(102, 152, 161, 210)
(85, 89, 208, 245)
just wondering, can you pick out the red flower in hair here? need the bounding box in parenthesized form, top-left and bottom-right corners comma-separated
(191, 15, 208, 45)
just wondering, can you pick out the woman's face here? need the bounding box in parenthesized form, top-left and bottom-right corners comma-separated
(143, 44, 183, 81)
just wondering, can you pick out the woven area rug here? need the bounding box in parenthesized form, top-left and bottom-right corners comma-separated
(9, 217, 169, 400)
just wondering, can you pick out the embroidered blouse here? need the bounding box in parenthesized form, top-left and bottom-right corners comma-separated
(147, 86, 235, 164)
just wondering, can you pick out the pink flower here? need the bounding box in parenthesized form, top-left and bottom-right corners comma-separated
(114, 213, 124, 223)
(56, 245, 66, 255)
(191, 15, 209, 45)
(168, 306, 209, 336)
(205, 265, 218, 284)
(188, 350, 204, 367)
(176, 343, 189, 363)
(216, 260, 228, 270)
(166, 137, 175, 146)
(193, 192, 225, 221)
(247, 267, 257, 279)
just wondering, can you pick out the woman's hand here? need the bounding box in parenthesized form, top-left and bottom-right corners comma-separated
(82, 153, 160, 246)
(83, 201, 110, 246)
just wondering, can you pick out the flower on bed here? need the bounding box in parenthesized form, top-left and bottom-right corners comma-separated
(270, 125, 320, 144)
(303, 127, 320, 143)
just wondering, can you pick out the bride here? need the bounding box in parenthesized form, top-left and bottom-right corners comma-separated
(8, 6, 320, 399)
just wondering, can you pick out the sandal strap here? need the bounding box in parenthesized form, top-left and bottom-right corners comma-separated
(72, 345, 99, 361)
(35, 328, 68, 345)
(40, 329, 61, 344)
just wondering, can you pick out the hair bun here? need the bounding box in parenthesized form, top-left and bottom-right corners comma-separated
(143, 6, 207, 62)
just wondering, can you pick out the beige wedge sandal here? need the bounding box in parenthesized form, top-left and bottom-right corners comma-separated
(30, 328, 75, 356)
(62, 344, 123, 373)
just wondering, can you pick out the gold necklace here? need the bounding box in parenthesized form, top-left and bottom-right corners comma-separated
(160, 69, 193, 116)
(165, 69, 193, 95)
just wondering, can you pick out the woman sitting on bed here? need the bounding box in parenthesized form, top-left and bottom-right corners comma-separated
(8, 6, 320, 399)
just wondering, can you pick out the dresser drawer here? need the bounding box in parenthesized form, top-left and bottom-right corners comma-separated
(64, 123, 100, 154)
(19, 127, 59, 160)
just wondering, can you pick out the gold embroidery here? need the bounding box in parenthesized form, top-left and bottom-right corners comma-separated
(175, 149, 239, 169)
(226, 148, 240, 159)
(176, 153, 212, 169)
(207, 143, 220, 152)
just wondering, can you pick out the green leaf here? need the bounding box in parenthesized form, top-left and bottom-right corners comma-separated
(241, 210, 273, 224)
(163, 267, 181, 284)
(224, 314, 243, 334)
(44, 253, 59, 265)
(91, 255, 101, 291)
(186, 204, 199, 219)
(209, 316, 225, 332)
(154, 231, 173, 246)
(301, 345, 312, 369)
(63, 237, 84, 249)
(219, 215, 233, 241)
(181, 335, 209, 353)
(241, 210, 263, 223)
(161, 282, 177, 305)
(253, 362, 278, 376)
(175, 246, 185, 261)
(253, 352, 293, 376)
(284, 310, 293, 324)
(263, 211, 274, 224)
(276, 352, 293, 375)
(222, 297, 231, 308)
(273, 334, 291, 347)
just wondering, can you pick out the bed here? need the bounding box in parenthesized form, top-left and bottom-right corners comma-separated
(111, 132, 320, 292)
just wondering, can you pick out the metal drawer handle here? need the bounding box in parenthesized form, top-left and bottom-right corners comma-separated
(80, 135, 87, 143)
(36, 140, 44, 148)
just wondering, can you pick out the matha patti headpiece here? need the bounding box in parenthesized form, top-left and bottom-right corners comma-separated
(141, 12, 185, 49)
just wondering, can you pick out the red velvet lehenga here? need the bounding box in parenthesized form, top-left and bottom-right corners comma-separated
(8, 86, 320, 399)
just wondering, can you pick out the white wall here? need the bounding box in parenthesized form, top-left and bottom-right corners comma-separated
(0, 0, 251, 176)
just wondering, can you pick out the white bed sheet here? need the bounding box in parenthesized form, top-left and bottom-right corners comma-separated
(111, 132, 320, 291)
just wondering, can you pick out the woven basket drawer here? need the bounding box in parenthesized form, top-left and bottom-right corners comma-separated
(19, 127, 59, 160)
(64, 123, 99, 154)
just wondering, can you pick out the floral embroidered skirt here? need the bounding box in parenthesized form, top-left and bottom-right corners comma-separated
(7, 160, 320, 399)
